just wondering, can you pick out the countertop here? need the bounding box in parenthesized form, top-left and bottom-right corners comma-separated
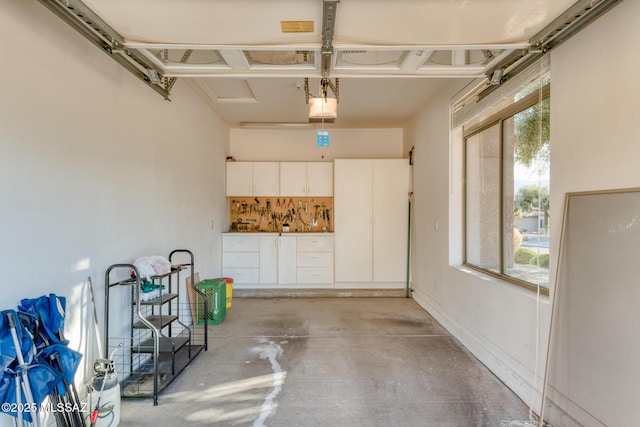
(222, 232, 334, 236)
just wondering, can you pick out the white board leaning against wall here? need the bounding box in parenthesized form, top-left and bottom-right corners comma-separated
(543, 188, 640, 427)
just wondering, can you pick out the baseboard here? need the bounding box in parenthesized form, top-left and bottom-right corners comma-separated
(233, 288, 406, 298)
(334, 281, 406, 289)
(541, 385, 606, 427)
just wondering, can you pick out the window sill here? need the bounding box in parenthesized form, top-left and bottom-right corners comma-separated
(453, 263, 551, 298)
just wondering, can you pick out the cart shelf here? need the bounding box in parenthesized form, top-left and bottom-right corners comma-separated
(104, 249, 209, 405)
(119, 344, 205, 399)
(133, 315, 178, 330)
(132, 336, 190, 354)
(137, 293, 179, 306)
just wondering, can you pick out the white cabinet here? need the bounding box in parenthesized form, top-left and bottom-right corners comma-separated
(296, 235, 334, 284)
(372, 160, 411, 283)
(279, 162, 307, 196)
(334, 160, 373, 283)
(222, 234, 260, 284)
(279, 234, 333, 286)
(277, 235, 297, 285)
(306, 162, 333, 196)
(334, 159, 410, 288)
(227, 161, 332, 197)
(226, 162, 279, 196)
(222, 233, 279, 286)
(279, 162, 333, 196)
(259, 235, 278, 284)
(222, 233, 334, 288)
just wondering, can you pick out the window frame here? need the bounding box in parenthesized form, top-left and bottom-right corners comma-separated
(463, 83, 551, 294)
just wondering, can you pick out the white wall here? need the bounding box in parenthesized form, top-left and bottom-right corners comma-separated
(545, 1, 640, 425)
(0, 2, 228, 421)
(406, 78, 550, 415)
(230, 128, 403, 161)
(406, 1, 640, 426)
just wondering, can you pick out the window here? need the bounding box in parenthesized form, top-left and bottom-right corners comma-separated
(464, 76, 550, 292)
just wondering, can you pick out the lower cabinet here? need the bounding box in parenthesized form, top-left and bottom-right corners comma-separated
(222, 233, 334, 288)
(221, 234, 263, 284)
(260, 235, 278, 283)
(277, 235, 297, 285)
(296, 235, 334, 284)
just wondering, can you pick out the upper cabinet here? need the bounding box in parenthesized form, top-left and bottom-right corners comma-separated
(226, 162, 280, 196)
(227, 161, 333, 197)
(279, 162, 333, 197)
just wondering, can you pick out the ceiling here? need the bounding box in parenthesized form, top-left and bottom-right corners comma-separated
(43, 0, 586, 127)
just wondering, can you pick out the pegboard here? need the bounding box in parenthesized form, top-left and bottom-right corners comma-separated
(229, 196, 333, 233)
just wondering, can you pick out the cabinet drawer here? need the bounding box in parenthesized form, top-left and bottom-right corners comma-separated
(222, 235, 260, 252)
(297, 267, 334, 284)
(222, 268, 259, 284)
(297, 235, 334, 252)
(222, 252, 259, 268)
(297, 252, 333, 267)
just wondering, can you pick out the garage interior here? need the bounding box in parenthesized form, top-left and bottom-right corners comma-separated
(2, 1, 639, 426)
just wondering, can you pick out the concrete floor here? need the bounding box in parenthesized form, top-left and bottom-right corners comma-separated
(120, 298, 531, 426)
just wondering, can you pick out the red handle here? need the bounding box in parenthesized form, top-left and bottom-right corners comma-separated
(90, 409, 98, 425)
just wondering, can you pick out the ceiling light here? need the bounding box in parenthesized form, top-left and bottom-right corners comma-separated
(240, 122, 314, 129)
(309, 97, 337, 123)
(305, 77, 339, 123)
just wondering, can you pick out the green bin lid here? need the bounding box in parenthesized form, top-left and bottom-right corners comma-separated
(197, 278, 226, 289)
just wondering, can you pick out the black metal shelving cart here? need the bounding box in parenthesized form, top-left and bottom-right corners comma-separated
(104, 249, 209, 405)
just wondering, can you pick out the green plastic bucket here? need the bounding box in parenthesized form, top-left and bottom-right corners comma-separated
(196, 278, 227, 325)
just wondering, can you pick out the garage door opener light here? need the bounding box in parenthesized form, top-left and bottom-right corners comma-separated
(305, 77, 339, 123)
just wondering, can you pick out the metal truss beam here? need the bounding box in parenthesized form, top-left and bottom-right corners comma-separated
(480, 0, 623, 99)
(36, 0, 171, 100)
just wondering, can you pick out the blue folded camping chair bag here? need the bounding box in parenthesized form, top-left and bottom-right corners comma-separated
(19, 294, 67, 348)
(0, 310, 60, 422)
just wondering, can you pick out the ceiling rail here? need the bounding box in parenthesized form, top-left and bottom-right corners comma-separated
(37, 0, 171, 100)
(479, 0, 623, 100)
(320, 0, 340, 77)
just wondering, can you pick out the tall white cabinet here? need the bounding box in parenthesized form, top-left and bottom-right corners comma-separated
(334, 159, 410, 288)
